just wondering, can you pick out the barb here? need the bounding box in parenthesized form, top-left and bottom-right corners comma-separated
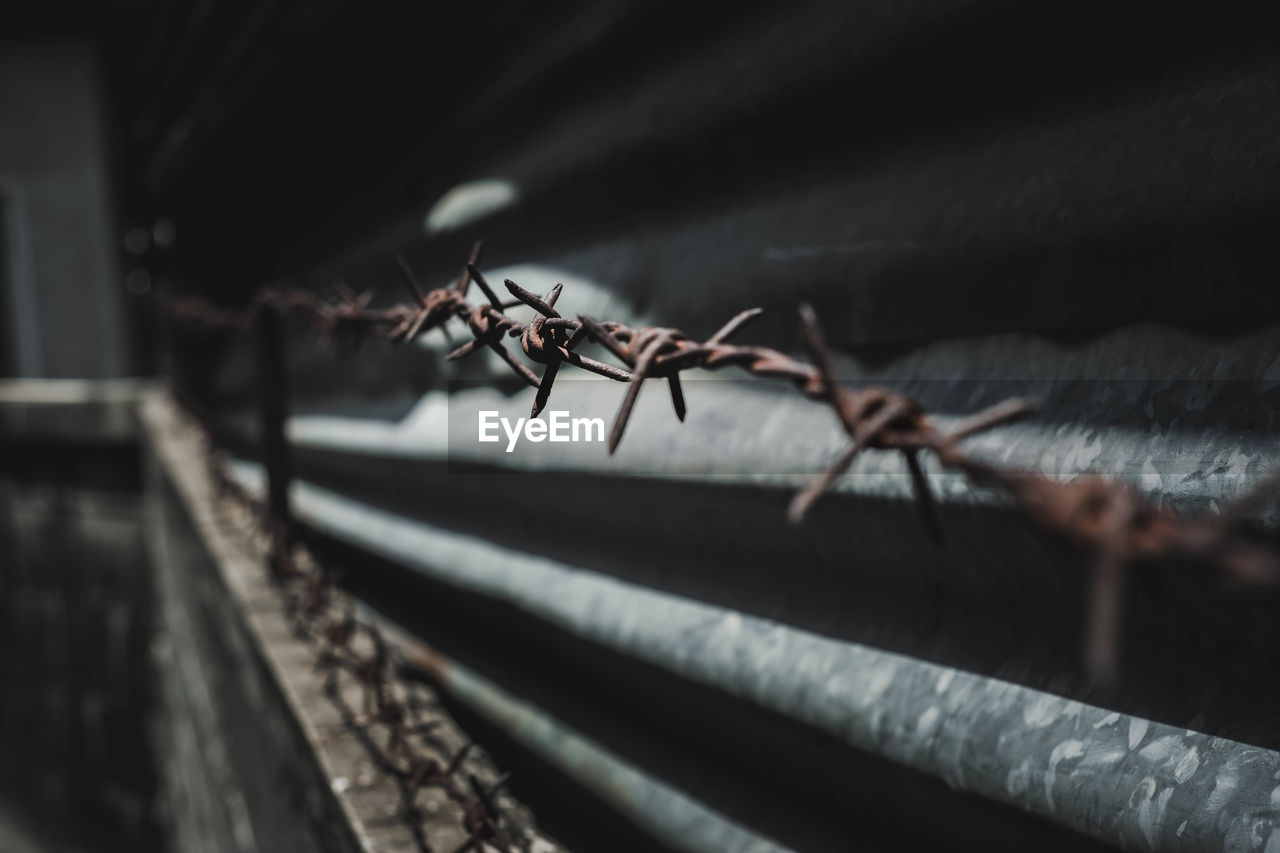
(196, 421, 544, 851)
(226, 492, 541, 850)
(169, 242, 1280, 688)
(786, 303, 1034, 542)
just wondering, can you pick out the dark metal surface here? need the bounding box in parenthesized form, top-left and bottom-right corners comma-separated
(166, 242, 1280, 686)
(222, 464, 1280, 853)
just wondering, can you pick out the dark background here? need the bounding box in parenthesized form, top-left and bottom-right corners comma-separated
(8, 1, 1280, 378)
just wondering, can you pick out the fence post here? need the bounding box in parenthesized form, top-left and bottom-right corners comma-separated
(254, 302, 293, 561)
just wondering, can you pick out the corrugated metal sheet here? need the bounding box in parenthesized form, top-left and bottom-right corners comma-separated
(176, 3, 1280, 849)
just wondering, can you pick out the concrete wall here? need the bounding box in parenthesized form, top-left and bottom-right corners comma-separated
(0, 381, 560, 852)
(0, 381, 353, 852)
(0, 382, 158, 850)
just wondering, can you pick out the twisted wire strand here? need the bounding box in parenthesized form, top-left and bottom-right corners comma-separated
(202, 439, 531, 853)
(168, 241, 1280, 686)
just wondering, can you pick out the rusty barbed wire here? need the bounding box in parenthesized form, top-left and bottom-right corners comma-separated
(168, 240, 1280, 690)
(197, 437, 540, 853)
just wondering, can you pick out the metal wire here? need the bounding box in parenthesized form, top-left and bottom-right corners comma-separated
(205, 446, 532, 853)
(168, 240, 1280, 693)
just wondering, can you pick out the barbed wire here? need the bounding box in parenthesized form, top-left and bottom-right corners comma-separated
(202, 440, 541, 853)
(166, 239, 1280, 690)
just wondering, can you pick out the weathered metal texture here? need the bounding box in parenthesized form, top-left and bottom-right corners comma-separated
(274, 379, 1280, 513)
(231, 466, 1280, 851)
(155, 3, 1280, 846)
(201, 353, 1280, 755)
(256, 373, 1280, 603)
(375, 611, 793, 853)
(167, 250, 1280, 693)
